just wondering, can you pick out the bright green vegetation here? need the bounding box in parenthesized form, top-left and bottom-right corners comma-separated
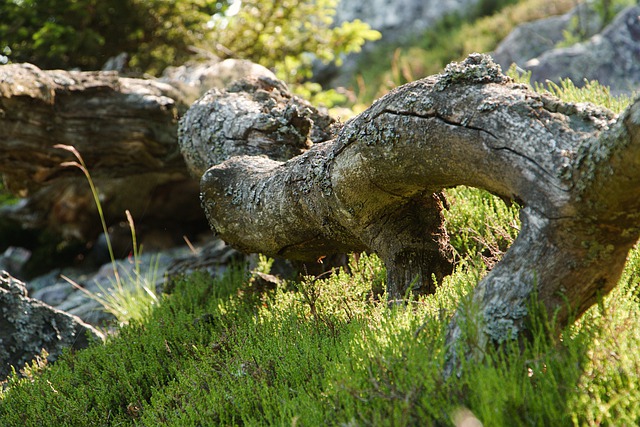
(208, 0, 380, 106)
(3, 2, 640, 426)
(353, 0, 635, 105)
(0, 0, 223, 74)
(507, 65, 635, 114)
(1, 74, 638, 422)
(2, 182, 640, 425)
(537, 79, 634, 115)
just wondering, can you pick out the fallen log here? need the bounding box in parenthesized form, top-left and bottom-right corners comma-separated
(0, 59, 278, 247)
(181, 54, 640, 364)
(0, 62, 198, 243)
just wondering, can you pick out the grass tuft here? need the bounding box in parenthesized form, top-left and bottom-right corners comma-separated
(54, 145, 159, 326)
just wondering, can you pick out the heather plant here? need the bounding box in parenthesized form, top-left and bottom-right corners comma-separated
(3, 240, 640, 425)
(2, 210, 640, 425)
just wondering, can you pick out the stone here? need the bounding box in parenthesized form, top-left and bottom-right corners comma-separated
(0, 271, 104, 379)
(162, 238, 244, 293)
(523, 6, 640, 95)
(492, 3, 603, 71)
(31, 281, 74, 306)
(23, 237, 244, 326)
(335, 0, 478, 43)
(162, 58, 277, 105)
(319, 0, 482, 86)
(0, 246, 31, 278)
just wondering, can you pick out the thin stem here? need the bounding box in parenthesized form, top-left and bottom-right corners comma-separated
(55, 144, 121, 287)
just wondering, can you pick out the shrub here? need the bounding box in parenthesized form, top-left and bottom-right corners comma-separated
(0, 0, 380, 92)
(0, 0, 220, 74)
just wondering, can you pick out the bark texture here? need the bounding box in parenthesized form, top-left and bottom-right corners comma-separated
(178, 76, 336, 178)
(180, 76, 454, 296)
(0, 63, 202, 242)
(184, 54, 640, 354)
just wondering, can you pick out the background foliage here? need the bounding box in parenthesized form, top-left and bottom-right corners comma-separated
(207, 0, 379, 99)
(0, 0, 223, 74)
(0, 0, 379, 91)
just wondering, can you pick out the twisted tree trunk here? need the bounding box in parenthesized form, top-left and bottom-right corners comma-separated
(180, 54, 640, 361)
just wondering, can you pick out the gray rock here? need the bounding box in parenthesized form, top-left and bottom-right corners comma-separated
(55, 288, 98, 313)
(31, 280, 74, 306)
(0, 271, 104, 379)
(162, 58, 277, 105)
(320, 0, 481, 87)
(102, 52, 129, 73)
(492, 3, 603, 71)
(26, 268, 62, 293)
(492, 15, 571, 71)
(0, 246, 31, 278)
(67, 301, 111, 325)
(524, 6, 640, 95)
(335, 0, 479, 43)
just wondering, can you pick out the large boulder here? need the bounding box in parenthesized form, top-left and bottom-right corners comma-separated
(0, 271, 104, 379)
(319, 0, 481, 86)
(506, 6, 640, 95)
(491, 3, 603, 71)
(335, 0, 479, 43)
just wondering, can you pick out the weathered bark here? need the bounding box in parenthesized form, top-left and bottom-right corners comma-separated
(184, 54, 640, 357)
(0, 63, 203, 244)
(178, 76, 336, 178)
(0, 60, 277, 251)
(179, 76, 454, 296)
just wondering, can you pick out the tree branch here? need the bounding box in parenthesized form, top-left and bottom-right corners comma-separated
(181, 54, 640, 365)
